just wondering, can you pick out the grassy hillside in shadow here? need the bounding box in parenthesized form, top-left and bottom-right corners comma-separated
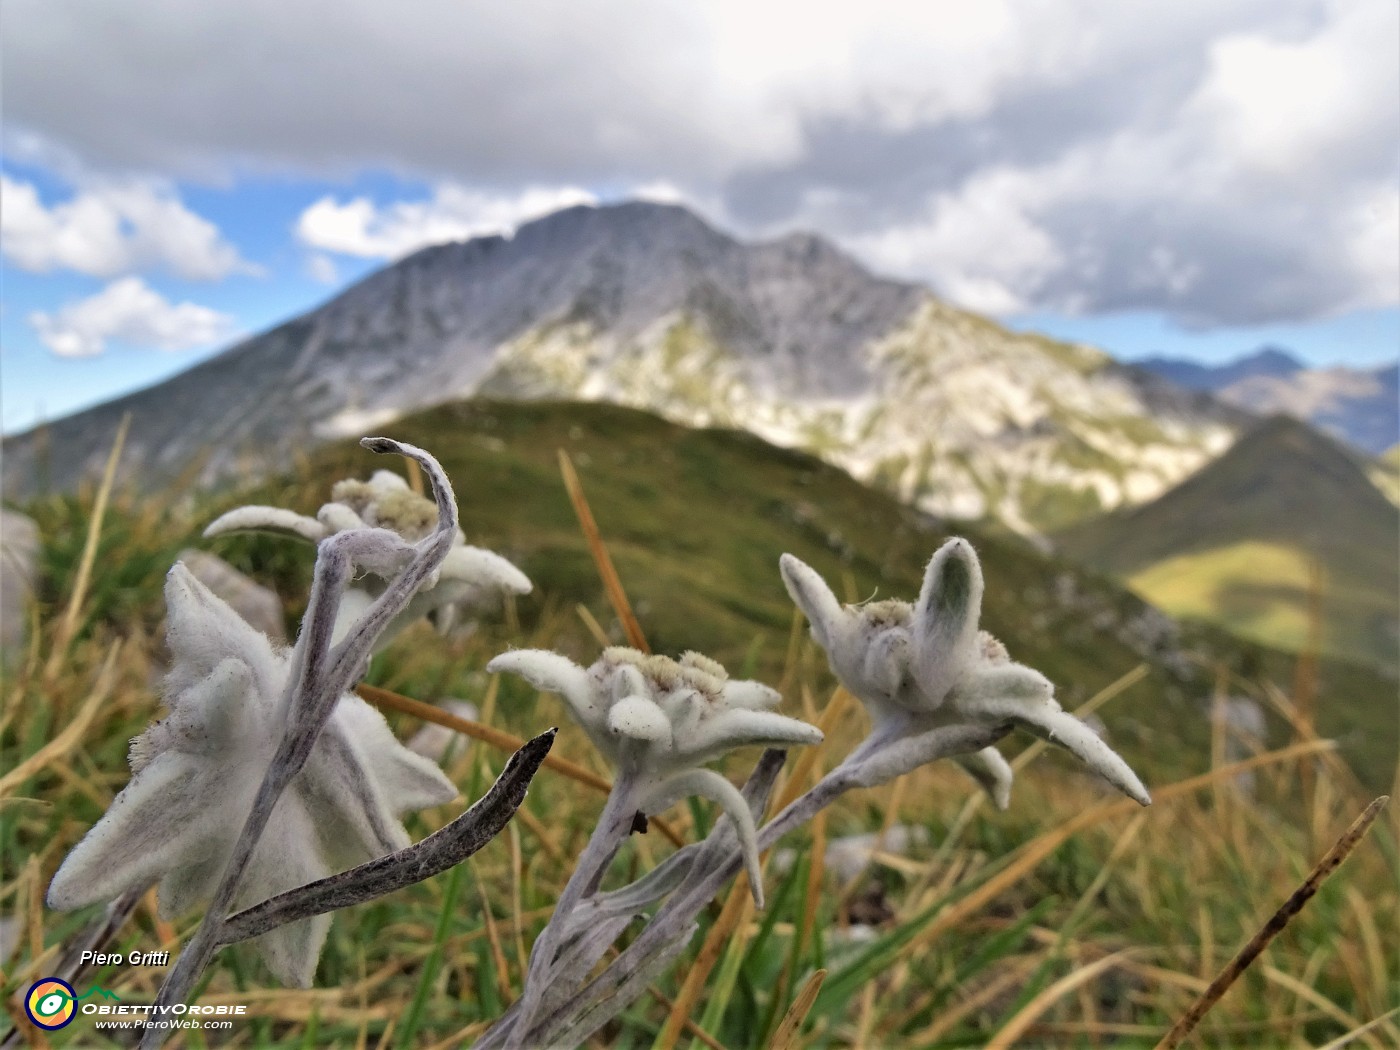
(1058, 415, 1399, 674)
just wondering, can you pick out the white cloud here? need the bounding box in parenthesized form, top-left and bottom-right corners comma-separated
(29, 278, 237, 357)
(1188, 0, 1398, 178)
(1343, 185, 1400, 313)
(851, 167, 1065, 315)
(303, 252, 340, 284)
(295, 184, 598, 259)
(4, 0, 1396, 327)
(1, 175, 258, 280)
(821, 0, 1400, 324)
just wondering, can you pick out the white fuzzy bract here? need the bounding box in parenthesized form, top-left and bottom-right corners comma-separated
(47, 563, 459, 986)
(488, 647, 822, 906)
(780, 539, 1150, 808)
(204, 469, 531, 646)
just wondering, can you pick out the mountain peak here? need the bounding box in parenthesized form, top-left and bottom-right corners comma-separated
(1239, 345, 1304, 375)
(2, 197, 1237, 536)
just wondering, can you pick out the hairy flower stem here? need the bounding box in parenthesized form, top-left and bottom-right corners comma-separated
(476, 753, 786, 1050)
(506, 771, 643, 1049)
(512, 726, 1006, 1048)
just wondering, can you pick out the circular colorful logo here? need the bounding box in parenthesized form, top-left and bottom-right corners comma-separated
(25, 978, 77, 1030)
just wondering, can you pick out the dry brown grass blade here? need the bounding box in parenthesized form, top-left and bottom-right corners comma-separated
(1215, 659, 1368, 798)
(404, 455, 424, 496)
(1293, 556, 1326, 825)
(2, 642, 120, 796)
(910, 960, 1035, 1045)
(639, 986, 728, 1050)
(1315, 1006, 1400, 1050)
(911, 739, 1339, 961)
(0, 989, 48, 1049)
(557, 448, 649, 652)
(768, 968, 827, 1050)
(655, 875, 755, 1050)
(357, 683, 685, 849)
(470, 860, 512, 1002)
(45, 413, 129, 678)
(1154, 794, 1389, 1050)
(1260, 966, 1382, 1048)
(986, 948, 1141, 1050)
(358, 683, 608, 792)
(575, 603, 612, 648)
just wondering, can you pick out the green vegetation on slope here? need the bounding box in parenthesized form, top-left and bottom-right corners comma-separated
(1059, 415, 1400, 674)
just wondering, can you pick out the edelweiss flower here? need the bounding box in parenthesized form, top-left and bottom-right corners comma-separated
(780, 539, 1150, 807)
(47, 563, 459, 986)
(487, 647, 823, 905)
(205, 469, 530, 645)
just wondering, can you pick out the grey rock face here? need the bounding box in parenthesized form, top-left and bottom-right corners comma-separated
(1, 510, 40, 660)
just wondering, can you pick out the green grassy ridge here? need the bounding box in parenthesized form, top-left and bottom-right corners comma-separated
(1056, 415, 1399, 673)
(26, 398, 1395, 792)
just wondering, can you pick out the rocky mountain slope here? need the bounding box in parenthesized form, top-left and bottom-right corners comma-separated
(1138, 348, 1398, 455)
(1057, 416, 1400, 672)
(4, 201, 1242, 533)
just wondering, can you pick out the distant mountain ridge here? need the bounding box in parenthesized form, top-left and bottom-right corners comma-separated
(1136, 346, 1306, 390)
(4, 201, 1242, 533)
(1136, 348, 1398, 455)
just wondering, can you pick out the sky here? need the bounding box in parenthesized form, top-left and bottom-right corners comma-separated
(2, 0, 1397, 434)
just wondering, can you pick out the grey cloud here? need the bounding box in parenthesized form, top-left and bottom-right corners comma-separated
(4, 1, 730, 183)
(5, 0, 1395, 327)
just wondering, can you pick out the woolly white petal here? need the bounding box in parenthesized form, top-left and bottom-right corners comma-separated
(317, 502, 367, 535)
(489, 650, 601, 731)
(608, 695, 671, 744)
(861, 627, 912, 706)
(329, 587, 376, 648)
(851, 724, 1006, 788)
(954, 747, 1014, 810)
(238, 792, 335, 987)
(135, 658, 263, 770)
(680, 708, 823, 766)
(367, 469, 410, 493)
(722, 680, 782, 710)
(194, 658, 262, 749)
(951, 663, 1055, 708)
(661, 689, 706, 742)
(612, 665, 648, 704)
(301, 723, 410, 860)
(304, 695, 458, 863)
(968, 696, 1151, 806)
(203, 506, 328, 544)
(158, 852, 227, 920)
(912, 539, 983, 707)
(779, 554, 852, 655)
(642, 769, 766, 909)
(48, 754, 231, 910)
(441, 545, 532, 595)
(163, 564, 283, 701)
